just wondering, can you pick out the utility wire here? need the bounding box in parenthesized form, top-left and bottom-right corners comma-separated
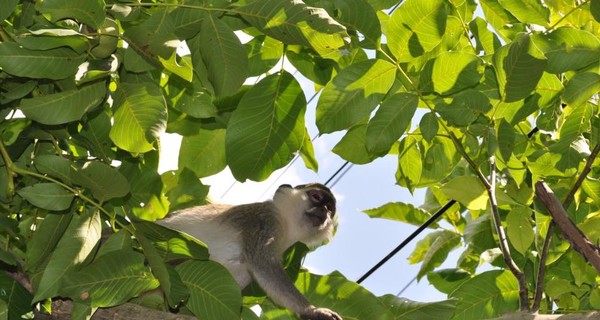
(327, 162, 353, 189)
(324, 161, 351, 187)
(356, 199, 457, 284)
(396, 275, 417, 297)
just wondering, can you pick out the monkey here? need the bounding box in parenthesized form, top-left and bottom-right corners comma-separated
(157, 183, 342, 320)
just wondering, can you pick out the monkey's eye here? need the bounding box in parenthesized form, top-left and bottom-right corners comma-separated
(278, 184, 292, 189)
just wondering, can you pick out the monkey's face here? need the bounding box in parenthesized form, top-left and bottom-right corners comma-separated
(274, 183, 337, 247)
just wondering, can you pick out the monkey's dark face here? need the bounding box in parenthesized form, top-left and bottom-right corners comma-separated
(274, 183, 337, 247)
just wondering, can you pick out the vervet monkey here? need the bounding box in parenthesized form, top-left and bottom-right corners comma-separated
(158, 183, 342, 320)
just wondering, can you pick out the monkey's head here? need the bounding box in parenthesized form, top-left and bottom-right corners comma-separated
(273, 183, 337, 247)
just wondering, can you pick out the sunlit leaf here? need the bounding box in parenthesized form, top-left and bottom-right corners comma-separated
(380, 295, 456, 320)
(387, 0, 447, 61)
(110, 82, 167, 153)
(0, 43, 86, 80)
(366, 93, 418, 156)
(61, 251, 159, 307)
(332, 124, 376, 164)
(492, 33, 547, 102)
(432, 52, 483, 95)
(441, 176, 488, 210)
(497, 0, 549, 26)
(506, 207, 534, 255)
(450, 270, 519, 320)
(179, 129, 227, 178)
(363, 201, 438, 227)
(226, 72, 306, 181)
(317, 59, 396, 133)
(416, 231, 460, 279)
(532, 27, 600, 74)
(177, 260, 241, 320)
(563, 72, 600, 108)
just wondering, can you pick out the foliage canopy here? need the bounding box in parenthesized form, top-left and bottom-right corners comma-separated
(0, 0, 599, 319)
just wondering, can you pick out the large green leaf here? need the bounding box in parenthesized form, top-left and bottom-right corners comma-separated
(440, 176, 487, 210)
(363, 201, 438, 228)
(316, 59, 396, 133)
(33, 155, 73, 184)
(331, 0, 381, 44)
(497, 0, 549, 26)
(450, 270, 519, 320)
(506, 207, 534, 255)
(25, 213, 73, 272)
(123, 8, 177, 60)
(110, 82, 167, 153)
(176, 260, 241, 320)
(435, 89, 491, 127)
(36, 0, 105, 28)
(295, 271, 394, 320)
(366, 93, 418, 156)
(469, 17, 501, 55)
(563, 72, 600, 108)
(134, 221, 209, 261)
(387, 0, 447, 61)
(416, 231, 461, 279)
(61, 251, 159, 307)
(431, 52, 483, 95)
(179, 129, 226, 178)
(479, 0, 524, 41)
(532, 27, 600, 74)
(492, 33, 547, 102)
(195, 14, 248, 97)
(238, 0, 349, 58)
(396, 136, 423, 191)
(71, 161, 130, 202)
(33, 210, 101, 302)
(225, 72, 306, 181)
(380, 296, 456, 320)
(332, 123, 376, 164)
(427, 269, 471, 295)
(19, 82, 106, 125)
(0, 43, 86, 80)
(17, 183, 74, 211)
(162, 168, 209, 212)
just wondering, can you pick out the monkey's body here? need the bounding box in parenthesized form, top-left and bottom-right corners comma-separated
(157, 184, 341, 320)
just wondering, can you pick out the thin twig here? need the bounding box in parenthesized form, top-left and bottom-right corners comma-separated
(488, 157, 530, 311)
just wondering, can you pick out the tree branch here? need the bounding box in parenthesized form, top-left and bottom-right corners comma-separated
(532, 143, 600, 311)
(535, 181, 600, 274)
(488, 157, 529, 311)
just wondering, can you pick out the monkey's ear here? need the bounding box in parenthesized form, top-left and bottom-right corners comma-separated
(278, 184, 292, 189)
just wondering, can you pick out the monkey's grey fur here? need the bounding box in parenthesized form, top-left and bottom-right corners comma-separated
(157, 183, 342, 320)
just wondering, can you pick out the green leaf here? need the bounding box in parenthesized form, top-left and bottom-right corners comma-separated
(19, 82, 106, 125)
(435, 89, 491, 126)
(166, 70, 216, 119)
(419, 112, 439, 143)
(110, 82, 167, 153)
(17, 183, 74, 211)
(26, 213, 73, 272)
(506, 207, 534, 255)
(61, 251, 159, 307)
(33, 155, 73, 184)
(36, 0, 105, 28)
(123, 8, 177, 60)
(226, 72, 306, 181)
(396, 136, 423, 191)
(134, 221, 209, 261)
(0, 43, 86, 80)
(366, 93, 418, 156)
(469, 17, 501, 55)
(497, 119, 516, 162)
(593, 0, 600, 22)
(379, 295, 456, 320)
(299, 129, 318, 172)
(416, 230, 460, 279)
(387, 0, 447, 61)
(135, 231, 188, 308)
(441, 176, 487, 210)
(245, 36, 284, 77)
(363, 202, 438, 227)
(317, 59, 396, 133)
(295, 271, 393, 319)
(73, 109, 115, 161)
(492, 33, 547, 102)
(480, 0, 523, 41)
(450, 270, 519, 320)
(563, 72, 600, 108)
(497, 0, 549, 26)
(432, 52, 483, 95)
(196, 14, 248, 97)
(331, 0, 381, 44)
(33, 210, 101, 302)
(427, 269, 471, 295)
(332, 124, 376, 164)
(560, 103, 593, 143)
(0, 0, 18, 21)
(0, 273, 33, 320)
(162, 168, 209, 212)
(71, 161, 130, 202)
(176, 260, 241, 320)
(179, 129, 226, 178)
(15, 29, 89, 53)
(238, 0, 349, 58)
(532, 27, 600, 74)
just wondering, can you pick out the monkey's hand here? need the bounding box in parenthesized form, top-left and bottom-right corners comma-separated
(300, 306, 342, 320)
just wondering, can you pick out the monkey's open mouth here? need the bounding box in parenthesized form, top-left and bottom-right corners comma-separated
(305, 207, 328, 226)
